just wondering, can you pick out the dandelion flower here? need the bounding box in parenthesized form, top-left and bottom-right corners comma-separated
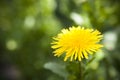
(51, 26, 103, 61)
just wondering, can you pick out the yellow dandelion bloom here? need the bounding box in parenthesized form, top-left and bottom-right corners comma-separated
(51, 26, 103, 61)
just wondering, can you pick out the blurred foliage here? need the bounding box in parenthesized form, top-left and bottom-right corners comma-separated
(0, 0, 120, 80)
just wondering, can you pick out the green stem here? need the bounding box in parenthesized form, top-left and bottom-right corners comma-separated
(79, 62, 83, 80)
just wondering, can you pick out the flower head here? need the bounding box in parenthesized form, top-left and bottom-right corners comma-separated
(51, 26, 103, 61)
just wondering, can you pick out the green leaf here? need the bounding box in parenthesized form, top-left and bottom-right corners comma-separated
(44, 62, 68, 78)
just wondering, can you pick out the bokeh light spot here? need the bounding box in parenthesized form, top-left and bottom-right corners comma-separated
(6, 39, 17, 50)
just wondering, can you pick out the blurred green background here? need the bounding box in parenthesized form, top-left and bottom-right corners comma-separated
(0, 0, 120, 80)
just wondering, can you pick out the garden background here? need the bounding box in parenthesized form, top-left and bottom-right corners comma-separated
(0, 0, 120, 80)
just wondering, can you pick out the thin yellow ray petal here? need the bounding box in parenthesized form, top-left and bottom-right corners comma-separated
(65, 48, 73, 57)
(51, 41, 58, 44)
(74, 48, 79, 60)
(51, 45, 61, 49)
(91, 45, 103, 50)
(70, 52, 75, 61)
(78, 51, 81, 61)
(89, 48, 97, 52)
(52, 37, 59, 40)
(79, 49, 83, 58)
(92, 30, 101, 35)
(53, 47, 66, 56)
(68, 49, 76, 61)
(97, 35, 103, 38)
(86, 49, 93, 54)
(64, 56, 68, 61)
(81, 27, 84, 30)
(83, 50, 88, 59)
(61, 29, 69, 34)
(74, 52, 77, 60)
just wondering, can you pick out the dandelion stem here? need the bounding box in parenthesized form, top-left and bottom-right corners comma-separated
(79, 62, 83, 80)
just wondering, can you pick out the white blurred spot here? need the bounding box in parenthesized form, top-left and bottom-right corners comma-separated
(6, 40, 17, 50)
(24, 16, 35, 29)
(103, 31, 117, 50)
(70, 12, 84, 25)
